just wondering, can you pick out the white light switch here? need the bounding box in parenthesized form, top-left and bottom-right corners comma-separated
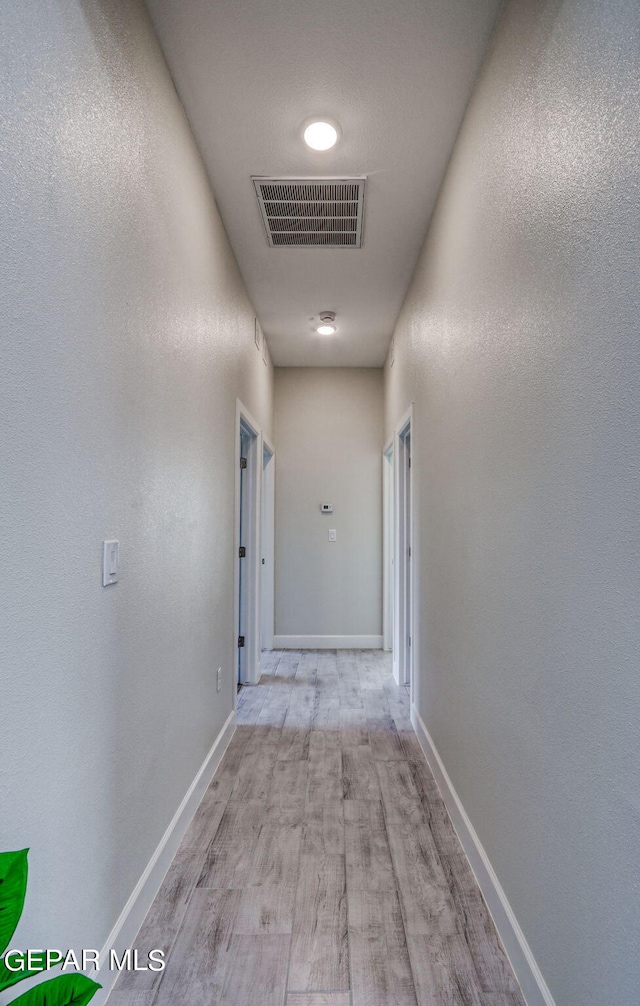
(103, 540, 119, 586)
(328, 529, 337, 542)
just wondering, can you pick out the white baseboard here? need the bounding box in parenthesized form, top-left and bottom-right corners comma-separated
(91, 710, 236, 1004)
(273, 635, 383, 649)
(411, 705, 556, 1006)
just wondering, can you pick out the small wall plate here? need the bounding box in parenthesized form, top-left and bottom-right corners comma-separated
(103, 540, 119, 586)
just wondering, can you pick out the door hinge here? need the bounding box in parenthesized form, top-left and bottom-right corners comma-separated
(238, 635, 245, 648)
(408, 456, 411, 468)
(408, 636, 411, 647)
(408, 546, 411, 558)
(239, 546, 246, 558)
(240, 457, 247, 469)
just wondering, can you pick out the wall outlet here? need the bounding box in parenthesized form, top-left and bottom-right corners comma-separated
(216, 667, 222, 692)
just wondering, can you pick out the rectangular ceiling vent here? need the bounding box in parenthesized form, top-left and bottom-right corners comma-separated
(252, 177, 366, 248)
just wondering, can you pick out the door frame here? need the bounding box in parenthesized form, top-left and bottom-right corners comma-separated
(383, 439, 394, 652)
(392, 404, 414, 695)
(261, 437, 276, 651)
(234, 399, 264, 690)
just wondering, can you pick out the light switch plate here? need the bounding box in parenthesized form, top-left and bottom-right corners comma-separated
(103, 540, 119, 586)
(328, 529, 337, 542)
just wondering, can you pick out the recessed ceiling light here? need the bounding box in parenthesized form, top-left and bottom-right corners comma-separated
(304, 120, 339, 151)
(317, 324, 336, 336)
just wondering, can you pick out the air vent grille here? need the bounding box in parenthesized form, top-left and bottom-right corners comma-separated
(253, 177, 366, 248)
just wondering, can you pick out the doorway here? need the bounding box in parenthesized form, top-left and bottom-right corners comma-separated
(261, 440, 275, 651)
(235, 403, 262, 688)
(383, 442, 394, 652)
(393, 407, 414, 693)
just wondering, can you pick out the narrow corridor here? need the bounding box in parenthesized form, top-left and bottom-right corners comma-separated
(109, 651, 524, 1006)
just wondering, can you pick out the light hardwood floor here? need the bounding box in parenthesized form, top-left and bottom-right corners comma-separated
(109, 650, 525, 1006)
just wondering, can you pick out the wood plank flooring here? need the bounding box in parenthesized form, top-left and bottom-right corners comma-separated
(109, 650, 525, 1006)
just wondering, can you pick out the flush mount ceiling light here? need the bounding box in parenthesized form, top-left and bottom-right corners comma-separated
(317, 311, 337, 335)
(303, 119, 339, 151)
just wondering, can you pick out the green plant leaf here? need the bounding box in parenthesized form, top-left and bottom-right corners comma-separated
(0, 956, 37, 993)
(7, 973, 101, 1006)
(0, 850, 29, 956)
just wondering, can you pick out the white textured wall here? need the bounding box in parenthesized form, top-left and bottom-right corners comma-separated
(0, 0, 272, 957)
(274, 369, 383, 639)
(385, 1, 640, 1003)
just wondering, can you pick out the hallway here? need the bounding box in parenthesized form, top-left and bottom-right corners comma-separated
(109, 651, 524, 1006)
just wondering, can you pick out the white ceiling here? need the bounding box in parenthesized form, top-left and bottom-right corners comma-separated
(145, 0, 501, 367)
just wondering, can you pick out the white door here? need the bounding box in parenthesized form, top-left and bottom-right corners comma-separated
(400, 430, 412, 686)
(383, 444, 394, 651)
(394, 412, 413, 691)
(261, 442, 275, 651)
(234, 400, 265, 691)
(238, 427, 252, 686)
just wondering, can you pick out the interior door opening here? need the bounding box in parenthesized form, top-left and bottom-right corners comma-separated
(261, 441, 275, 652)
(383, 442, 394, 652)
(237, 413, 260, 689)
(393, 408, 413, 695)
